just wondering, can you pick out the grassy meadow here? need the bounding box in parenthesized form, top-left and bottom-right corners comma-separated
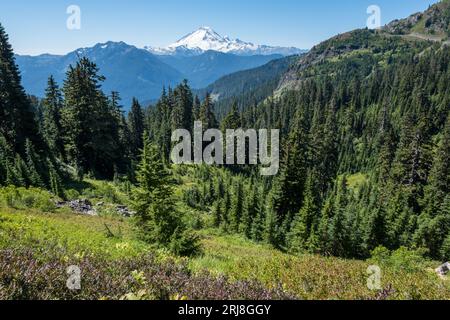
(0, 178, 448, 300)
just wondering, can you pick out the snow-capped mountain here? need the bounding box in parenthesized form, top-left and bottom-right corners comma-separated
(146, 26, 305, 56)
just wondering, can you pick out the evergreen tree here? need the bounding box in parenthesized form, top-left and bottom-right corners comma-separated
(42, 76, 64, 157)
(230, 179, 244, 232)
(288, 174, 320, 253)
(62, 57, 121, 178)
(271, 112, 310, 229)
(221, 101, 241, 132)
(25, 139, 44, 187)
(192, 95, 201, 122)
(251, 204, 265, 242)
(264, 196, 280, 247)
(328, 176, 350, 257)
(0, 23, 42, 154)
(240, 186, 259, 238)
(212, 199, 223, 227)
(128, 98, 145, 158)
(199, 93, 218, 130)
(132, 135, 200, 256)
(171, 80, 193, 132)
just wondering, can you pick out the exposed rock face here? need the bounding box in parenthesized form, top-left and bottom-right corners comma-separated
(56, 199, 135, 217)
(384, 1, 450, 35)
(60, 199, 97, 216)
(435, 262, 450, 276)
(384, 13, 424, 35)
(116, 205, 135, 217)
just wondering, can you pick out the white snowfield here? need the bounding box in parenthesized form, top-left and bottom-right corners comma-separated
(145, 26, 304, 56)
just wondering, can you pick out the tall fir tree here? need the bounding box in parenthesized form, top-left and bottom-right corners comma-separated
(42, 76, 64, 158)
(199, 93, 218, 131)
(128, 98, 145, 159)
(132, 135, 200, 256)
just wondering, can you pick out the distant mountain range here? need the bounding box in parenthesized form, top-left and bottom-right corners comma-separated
(15, 27, 306, 109)
(16, 42, 184, 108)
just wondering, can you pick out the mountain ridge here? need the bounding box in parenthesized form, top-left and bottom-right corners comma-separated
(146, 26, 306, 56)
(16, 41, 284, 107)
(275, 0, 450, 96)
(15, 42, 185, 107)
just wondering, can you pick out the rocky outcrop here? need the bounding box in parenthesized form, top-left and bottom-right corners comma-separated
(56, 199, 97, 216)
(435, 262, 450, 276)
(56, 199, 135, 217)
(384, 1, 450, 36)
(115, 205, 135, 217)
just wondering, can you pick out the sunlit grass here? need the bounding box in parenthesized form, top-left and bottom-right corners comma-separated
(0, 208, 148, 260)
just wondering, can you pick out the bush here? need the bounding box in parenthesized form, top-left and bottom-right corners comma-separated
(0, 186, 56, 212)
(370, 246, 428, 273)
(64, 189, 81, 200)
(80, 181, 125, 204)
(441, 235, 450, 261)
(169, 227, 202, 257)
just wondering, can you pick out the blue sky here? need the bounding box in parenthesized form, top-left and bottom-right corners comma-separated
(0, 0, 440, 55)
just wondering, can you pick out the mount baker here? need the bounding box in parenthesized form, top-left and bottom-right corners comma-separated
(15, 27, 305, 108)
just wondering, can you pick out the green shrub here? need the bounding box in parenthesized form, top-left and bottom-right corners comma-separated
(80, 181, 125, 204)
(0, 186, 56, 212)
(441, 235, 450, 261)
(64, 189, 80, 200)
(370, 246, 428, 273)
(169, 227, 202, 257)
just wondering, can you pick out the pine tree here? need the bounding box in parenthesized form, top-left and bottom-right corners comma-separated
(328, 176, 350, 257)
(221, 189, 232, 232)
(212, 199, 223, 227)
(132, 135, 200, 256)
(128, 98, 145, 158)
(264, 196, 280, 247)
(375, 101, 396, 188)
(240, 186, 259, 238)
(199, 93, 218, 131)
(230, 179, 244, 232)
(288, 174, 319, 253)
(0, 23, 42, 154)
(49, 163, 64, 198)
(271, 111, 310, 231)
(422, 113, 449, 217)
(25, 139, 44, 188)
(221, 101, 241, 132)
(316, 195, 335, 255)
(110, 91, 132, 172)
(0, 134, 14, 185)
(251, 205, 265, 242)
(192, 95, 201, 122)
(42, 76, 64, 157)
(171, 80, 193, 132)
(62, 57, 120, 178)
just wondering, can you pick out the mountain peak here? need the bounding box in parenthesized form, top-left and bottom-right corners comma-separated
(146, 27, 305, 57)
(198, 26, 214, 32)
(169, 27, 240, 52)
